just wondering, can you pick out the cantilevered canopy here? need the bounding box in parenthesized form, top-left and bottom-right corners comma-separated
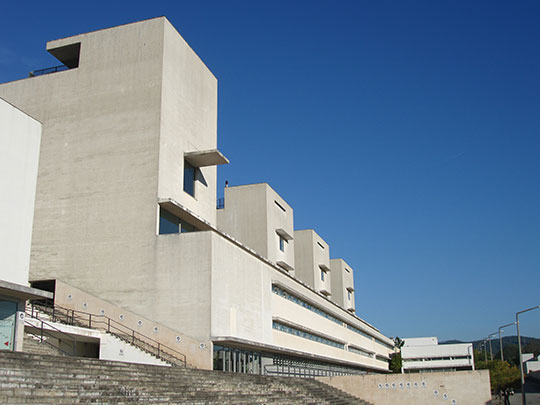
(185, 149, 229, 167)
(0, 280, 53, 300)
(276, 228, 293, 241)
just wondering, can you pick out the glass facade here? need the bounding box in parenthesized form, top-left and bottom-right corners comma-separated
(159, 207, 198, 234)
(213, 345, 369, 377)
(213, 345, 262, 374)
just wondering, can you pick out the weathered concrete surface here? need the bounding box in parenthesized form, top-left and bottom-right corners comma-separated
(317, 370, 492, 405)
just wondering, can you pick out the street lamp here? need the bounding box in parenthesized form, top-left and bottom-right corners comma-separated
(488, 332, 498, 361)
(516, 305, 540, 405)
(498, 322, 515, 362)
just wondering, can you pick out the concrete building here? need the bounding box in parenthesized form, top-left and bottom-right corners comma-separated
(294, 230, 332, 298)
(0, 98, 53, 352)
(401, 337, 474, 373)
(522, 353, 540, 374)
(330, 259, 355, 313)
(217, 183, 295, 274)
(0, 17, 394, 375)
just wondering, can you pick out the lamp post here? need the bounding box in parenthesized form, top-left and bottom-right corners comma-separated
(516, 305, 540, 405)
(488, 333, 498, 361)
(498, 322, 515, 362)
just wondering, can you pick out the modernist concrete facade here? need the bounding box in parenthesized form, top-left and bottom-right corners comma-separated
(330, 259, 355, 313)
(0, 17, 394, 375)
(0, 98, 52, 352)
(401, 337, 474, 374)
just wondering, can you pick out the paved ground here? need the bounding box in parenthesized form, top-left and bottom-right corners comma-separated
(508, 380, 540, 405)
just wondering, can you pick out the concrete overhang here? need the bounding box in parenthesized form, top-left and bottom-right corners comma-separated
(319, 288, 331, 297)
(0, 280, 53, 300)
(347, 286, 355, 292)
(276, 228, 293, 241)
(276, 261, 294, 272)
(212, 335, 390, 373)
(185, 149, 229, 167)
(319, 264, 331, 272)
(47, 42, 81, 69)
(158, 199, 214, 231)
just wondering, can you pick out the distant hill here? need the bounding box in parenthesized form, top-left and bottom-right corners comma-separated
(440, 336, 540, 360)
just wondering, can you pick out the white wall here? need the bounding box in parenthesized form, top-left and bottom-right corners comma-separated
(209, 230, 393, 371)
(100, 333, 170, 366)
(317, 370, 491, 405)
(0, 98, 41, 286)
(402, 341, 474, 371)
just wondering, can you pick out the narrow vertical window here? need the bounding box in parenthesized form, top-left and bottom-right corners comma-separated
(321, 269, 325, 281)
(279, 235, 286, 252)
(347, 290, 351, 301)
(183, 160, 196, 196)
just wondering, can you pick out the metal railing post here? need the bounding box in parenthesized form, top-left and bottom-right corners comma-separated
(40, 321, 44, 343)
(89, 314, 92, 329)
(107, 318, 111, 332)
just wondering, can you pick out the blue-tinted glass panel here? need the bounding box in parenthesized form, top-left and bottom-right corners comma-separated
(184, 160, 195, 196)
(159, 208, 179, 234)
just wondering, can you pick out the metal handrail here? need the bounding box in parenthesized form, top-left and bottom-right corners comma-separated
(28, 302, 187, 367)
(24, 315, 77, 357)
(29, 65, 68, 77)
(263, 364, 360, 378)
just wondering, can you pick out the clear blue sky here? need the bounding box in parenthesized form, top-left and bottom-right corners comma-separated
(2, 1, 539, 342)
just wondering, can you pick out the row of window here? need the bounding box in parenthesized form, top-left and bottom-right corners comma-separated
(346, 324, 394, 350)
(272, 284, 394, 351)
(272, 321, 344, 350)
(272, 285, 342, 325)
(348, 346, 374, 358)
(403, 356, 471, 362)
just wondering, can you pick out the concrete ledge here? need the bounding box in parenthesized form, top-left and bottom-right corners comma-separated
(0, 280, 53, 300)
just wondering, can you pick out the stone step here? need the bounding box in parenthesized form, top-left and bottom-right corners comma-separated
(0, 351, 369, 404)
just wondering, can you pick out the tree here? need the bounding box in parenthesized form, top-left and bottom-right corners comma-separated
(389, 337, 404, 373)
(475, 359, 520, 393)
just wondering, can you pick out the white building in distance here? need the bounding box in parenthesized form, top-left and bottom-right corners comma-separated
(401, 337, 474, 373)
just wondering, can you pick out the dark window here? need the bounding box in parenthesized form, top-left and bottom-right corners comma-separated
(159, 207, 198, 234)
(279, 235, 286, 252)
(183, 160, 196, 196)
(159, 208, 180, 234)
(321, 269, 325, 281)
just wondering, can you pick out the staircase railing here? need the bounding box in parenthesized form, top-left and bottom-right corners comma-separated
(27, 302, 187, 367)
(24, 315, 77, 357)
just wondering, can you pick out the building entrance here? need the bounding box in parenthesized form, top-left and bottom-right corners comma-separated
(0, 300, 17, 351)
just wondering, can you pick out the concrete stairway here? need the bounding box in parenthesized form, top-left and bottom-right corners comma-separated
(22, 334, 67, 357)
(0, 351, 371, 404)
